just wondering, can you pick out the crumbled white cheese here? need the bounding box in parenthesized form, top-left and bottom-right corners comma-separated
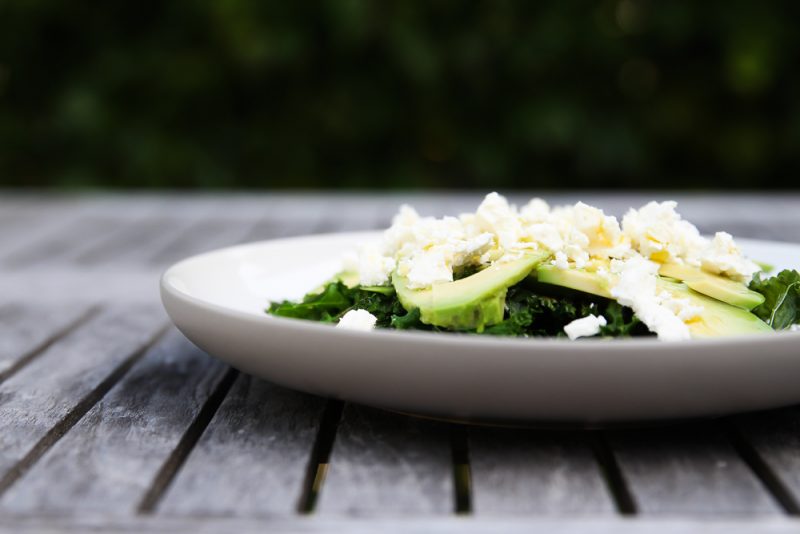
(658, 291, 704, 322)
(520, 197, 551, 222)
(564, 314, 607, 340)
(336, 309, 378, 331)
(403, 248, 452, 288)
(610, 256, 692, 341)
(349, 192, 759, 341)
(356, 244, 396, 286)
(552, 250, 570, 270)
(699, 232, 760, 282)
(622, 201, 707, 264)
(475, 192, 524, 251)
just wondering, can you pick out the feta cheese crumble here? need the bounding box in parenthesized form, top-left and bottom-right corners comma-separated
(336, 309, 378, 331)
(610, 257, 692, 341)
(564, 314, 607, 340)
(350, 192, 760, 340)
(700, 232, 760, 282)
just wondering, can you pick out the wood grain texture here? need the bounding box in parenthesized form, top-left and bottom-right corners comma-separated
(146, 218, 258, 267)
(468, 428, 615, 516)
(71, 216, 197, 266)
(0, 303, 94, 381)
(0, 329, 226, 514)
(4, 516, 800, 534)
(242, 213, 329, 242)
(317, 404, 453, 516)
(0, 304, 167, 486)
(733, 408, 800, 509)
(608, 423, 782, 516)
(1, 216, 125, 268)
(158, 375, 326, 516)
(0, 203, 87, 254)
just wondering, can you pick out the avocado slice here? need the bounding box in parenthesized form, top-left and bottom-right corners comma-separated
(658, 263, 765, 311)
(536, 264, 614, 299)
(656, 279, 772, 338)
(755, 260, 774, 273)
(337, 270, 360, 288)
(533, 265, 771, 338)
(393, 251, 550, 331)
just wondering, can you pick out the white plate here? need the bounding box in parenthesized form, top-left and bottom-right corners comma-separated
(161, 232, 800, 424)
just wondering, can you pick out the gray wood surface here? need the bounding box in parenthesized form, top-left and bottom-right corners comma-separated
(2, 216, 126, 269)
(147, 217, 259, 266)
(317, 404, 453, 516)
(0, 193, 799, 532)
(732, 408, 800, 512)
(0, 304, 167, 493)
(3, 516, 800, 534)
(608, 422, 782, 515)
(469, 428, 615, 515)
(158, 374, 327, 516)
(72, 216, 195, 267)
(0, 329, 227, 515)
(0, 303, 95, 381)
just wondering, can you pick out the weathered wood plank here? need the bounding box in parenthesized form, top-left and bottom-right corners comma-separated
(317, 405, 453, 516)
(147, 218, 257, 267)
(158, 374, 326, 516)
(608, 423, 782, 515)
(0, 303, 94, 381)
(71, 216, 198, 267)
(1, 216, 125, 268)
(242, 214, 329, 242)
(0, 330, 227, 514)
(1, 516, 800, 534)
(0, 304, 167, 492)
(0, 209, 86, 257)
(732, 408, 800, 512)
(468, 428, 615, 515)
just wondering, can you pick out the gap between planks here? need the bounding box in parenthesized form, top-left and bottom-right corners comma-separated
(297, 400, 345, 514)
(296, 401, 477, 516)
(0, 323, 171, 497)
(138, 368, 240, 514)
(0, 305, 101, 386)
(451, 424, 472, 514)
(721, 418, 800, 515)
(587, 431, 638, 515)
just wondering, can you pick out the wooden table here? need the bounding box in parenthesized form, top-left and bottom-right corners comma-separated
(1, 192, 800, 533)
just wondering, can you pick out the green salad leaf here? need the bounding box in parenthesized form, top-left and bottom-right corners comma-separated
(268, 279, 651, 338)
(749, 269, 800, 330)
(268, 281, 422, 328)
(483, 285, 648, 338)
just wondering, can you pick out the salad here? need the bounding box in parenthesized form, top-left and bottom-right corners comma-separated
(268, 193, 800, 341)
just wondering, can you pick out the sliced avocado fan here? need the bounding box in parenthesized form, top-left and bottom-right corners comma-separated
(658, 263, 765, 310)
(657, 278, 772, 338)
(393, 251, 551, 332)
(533, 264, 771, 338)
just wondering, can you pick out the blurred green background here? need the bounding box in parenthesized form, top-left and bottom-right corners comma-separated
(0, 0, 798, 190)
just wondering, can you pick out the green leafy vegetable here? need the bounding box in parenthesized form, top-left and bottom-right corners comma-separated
(268, 278, 652, 338)
(483, 285, 648, 338)
(749, 269, 800, 329)
(267, 282, 352, 322)
(268, 281, 421, 328)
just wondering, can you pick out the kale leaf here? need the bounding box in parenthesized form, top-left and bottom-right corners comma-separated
(268, 280, 651, 338)
(482, 285, 649, 338)
(749, 269, 800, 330)
(600, 301, 646, 337)
(268, 281, 420, 328)
(267, 282, 352, 322)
